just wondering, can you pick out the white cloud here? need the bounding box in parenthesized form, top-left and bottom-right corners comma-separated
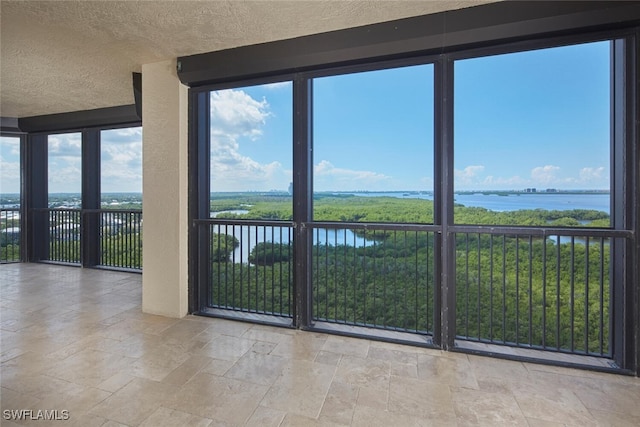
(579, 166, 606, 182)
(263, 82, 291, 90)
(455, 165, 485, 187)
(313, 160, 390, 190)
(210, 89, 289, 191)
(210, 89, 270, 140)
(530, 165, 560, 185)
(482, 175, 525, 187)
(0, 155, 20, 193)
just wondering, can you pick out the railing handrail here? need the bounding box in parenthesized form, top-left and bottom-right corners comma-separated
(308, 221, 440, 232)
(449, 224, 633, 238)
(33, 207, 142, 213)
(196, 218, 294, 227)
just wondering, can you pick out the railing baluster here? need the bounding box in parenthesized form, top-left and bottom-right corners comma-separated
(556, 234, 561, 351)
(584, 236, 590, 353)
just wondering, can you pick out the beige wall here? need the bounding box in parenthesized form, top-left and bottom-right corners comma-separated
(141, 59, 189, 318)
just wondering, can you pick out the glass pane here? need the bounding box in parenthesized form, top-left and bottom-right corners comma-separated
(454, 41, 611, 226)
(101, 126, 143, 208)
(48, 132, 82, 208)
(209, 82, 293, 220)
(313, 64, 435, 223)
(0, 136, 20, 205)
(1, 136, 21, 262)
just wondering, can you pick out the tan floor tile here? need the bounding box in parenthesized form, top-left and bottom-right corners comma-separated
(417, 352, 479, 389)
(161, 354, 213, 386)
(526, 418, 568, 427)
(334, 355, 390, 390)
(468, 354, 530, 382)
(315, 350, 342, 366)
(351, 405, 452, 427)
(251, 340, 278, 354)
(588, 409, 640, 427)
(89, 377, 176, 426)
(387, 375, 456, 420)
(160, 317, 213, 341)
(270, 332, 327, 361)
(245, 406, 287, 427)
(322, 336, 370, 358)
(163, 373, 269, 425)
(200, 357, 236, 376)
(100, 420, 130, 427)
(451, 387, 528, 426)
(204, 318, 253, 337)
(197, 334, 256, 362)
(1, 265, 638, 427)
(30, 386, 112, 420)
(260, 360, 336, 418)
(224, 352, 288, 386)
(571, 380, 640, 418)
(47, 349, 137, 387)
(367, 344, 419, 365)
(242, 325, 294, 343)
(318, 381, 358, 425)
(3, 374, 83, 400)
(139, 406, 213, 427)
(356, 385, 388, 410)
(280, 413, 346, 426)
(0, 387, 41, 412)
(96, 371, 135, 393)
(511, 382, 597, 427)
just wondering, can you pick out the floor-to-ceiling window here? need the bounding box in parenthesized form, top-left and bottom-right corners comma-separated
(200, 82, 294, 320)
(189, 27, 637, 371)
(100, 126, 143, 269)
(311, 64, 436, 334)
(47, 132, 82, 263)
(0, 135, 22, 263)
(452, 41, 616, 357)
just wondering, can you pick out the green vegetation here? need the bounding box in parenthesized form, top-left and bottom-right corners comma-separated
(212, 193, 609, 227)
(209, 193, 613, 354)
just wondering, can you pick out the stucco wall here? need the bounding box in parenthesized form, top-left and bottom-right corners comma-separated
(141, 59, 189, 318)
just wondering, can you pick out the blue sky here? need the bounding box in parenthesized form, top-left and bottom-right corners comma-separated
(0, 128, 142, 194)
(209, 40, 610, 192)
(1, 41, 610, 195)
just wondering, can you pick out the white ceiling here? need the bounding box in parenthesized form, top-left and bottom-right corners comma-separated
(0, 0, 496, 118)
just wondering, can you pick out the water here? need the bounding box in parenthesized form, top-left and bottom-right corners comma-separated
(344, 191, 609, 214)
(211, 224, 375, 263)
(210, 192, 611, 263)
(453, 193, 609, 214)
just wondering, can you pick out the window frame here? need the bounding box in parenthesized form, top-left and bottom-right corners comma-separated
(186, 8, 639, 374)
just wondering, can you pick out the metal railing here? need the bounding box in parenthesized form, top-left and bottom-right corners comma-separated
(48, 208, 81, 264)
(310, 222, 437, 335)
(452, 226, 631, 357)
(36, 208, 142, 270)
(196, 218, 631, 359)
(198, 219, 294, 318)
(1, 208, 21, 263)
(100, 209, 143, 269)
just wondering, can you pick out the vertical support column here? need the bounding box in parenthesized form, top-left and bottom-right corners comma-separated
(142, 59, 190, 318)
(434, 55, 456, 350)
(611, 36, 639, 373)
(293, 76, 313, 328)
(19, 134, 27, 262)
(82, 129, 101, 267)
(25, 134, 49, 262)
(188, 90, 211, 313)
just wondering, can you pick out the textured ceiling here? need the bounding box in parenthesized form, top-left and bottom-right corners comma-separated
(0, 0, 497, 118)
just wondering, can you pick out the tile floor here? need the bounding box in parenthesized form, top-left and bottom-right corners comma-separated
(1, 263, 639, 426)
